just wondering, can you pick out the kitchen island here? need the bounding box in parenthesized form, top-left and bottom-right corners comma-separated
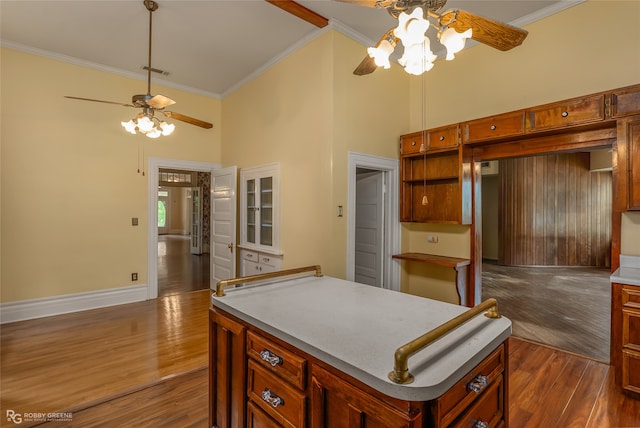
(209, 266, 511, 427)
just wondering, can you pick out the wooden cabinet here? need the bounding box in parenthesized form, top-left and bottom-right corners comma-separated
(241, 249, 283, 276)
(310, 363, 421, 427)
(427, 124, 459, 150)
(432, 345, 506, 426)
(617, 116, 640, 211)
(210, 307, 508, 428)
(609, 85, 640, 118)
(462, 111, 525, 144)
(527, 94, 605, 133)
(621, 284, 640, 395)
(400, 143, 471, 224)
(209, 310, 247, 428)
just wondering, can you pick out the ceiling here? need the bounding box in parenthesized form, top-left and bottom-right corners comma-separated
(1, 0, 580, 99)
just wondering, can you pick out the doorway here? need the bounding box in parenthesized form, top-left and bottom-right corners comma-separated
(147, 158, 221, 300)
(479, 150, 613, 362)
(347, 152, 401, 290)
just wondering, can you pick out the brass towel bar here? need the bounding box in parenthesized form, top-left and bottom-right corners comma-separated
(388, 298, 502, 385)
(214, 265, 323, 297)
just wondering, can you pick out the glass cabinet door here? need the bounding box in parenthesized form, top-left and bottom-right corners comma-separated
(240, 163, 280, 253)
(246, 179, 256, 244)
(260, 177, 273, 246)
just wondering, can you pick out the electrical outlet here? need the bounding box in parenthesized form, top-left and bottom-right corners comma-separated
(132, 217, 139, 226)
(131, 273, 138, 281)
(427, 235, 439, 243)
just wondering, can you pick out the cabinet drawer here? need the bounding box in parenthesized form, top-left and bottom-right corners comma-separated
(527, 94, 605, 132)
(248, 361, 306, 428)
(248, 401, 282, 428)
(451, 375, 504, 428)
(259, 254, 279, 269)
(248, 331, 307, 390)
(622, 285, 640, 309)
(435, 344, 505, 427)
(463, 111, 525, 144)
(243, 250, 259, 262)
(428, 124, 459, 150)
(401, 132, 426, 155)
(610, 86, 640, 118)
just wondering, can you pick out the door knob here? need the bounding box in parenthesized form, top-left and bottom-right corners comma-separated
(227, 243, 233, 252)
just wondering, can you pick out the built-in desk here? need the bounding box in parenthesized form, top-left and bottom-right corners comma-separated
(393, 253, 471, 306)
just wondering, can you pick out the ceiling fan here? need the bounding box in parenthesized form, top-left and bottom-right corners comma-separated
(341, 0, 529, 76)
(65, 0, 213, 138)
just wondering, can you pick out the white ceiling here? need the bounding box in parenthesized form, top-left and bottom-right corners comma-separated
(1, 0, 581, 99)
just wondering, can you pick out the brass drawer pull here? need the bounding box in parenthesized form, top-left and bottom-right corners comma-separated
(490, 125, 497, 130)
(467, 374, 489, 394)
(561, 111, 569, 117)
(473, 420, 488, 428)
(260, 349, 283, 367)
(261, 388, 284, 408)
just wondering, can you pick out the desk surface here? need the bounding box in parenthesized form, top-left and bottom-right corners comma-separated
(392, 252, 471, 268)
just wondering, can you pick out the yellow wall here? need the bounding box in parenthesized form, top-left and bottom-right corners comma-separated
(222, 30, 409, 278)
(2, 0, 638, 306)
(1, 48, 221, 302)
(401, 0, 640, 302)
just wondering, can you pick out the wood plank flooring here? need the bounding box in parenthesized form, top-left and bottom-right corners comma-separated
(2, 289, 639, 427)
(482, 261, 611, 362)
(158, 235, 210, 297)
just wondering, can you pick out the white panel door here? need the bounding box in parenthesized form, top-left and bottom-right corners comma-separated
(355, 171, 384, 287)
(190, 187, 202, 255)
(211, 166, 238, 285)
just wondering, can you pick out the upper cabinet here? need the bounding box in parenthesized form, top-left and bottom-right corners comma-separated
(462, 111, 525, 144)
(527, 94, 605, 133)
(399, 128, 471, 224)
(240, 163, 281, 254)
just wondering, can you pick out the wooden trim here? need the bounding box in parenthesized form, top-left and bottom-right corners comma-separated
(264, 0, 329, 28)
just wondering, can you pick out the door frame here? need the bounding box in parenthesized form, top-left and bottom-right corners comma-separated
(147, 157, 221, 299)
(346, 152, 401, 291)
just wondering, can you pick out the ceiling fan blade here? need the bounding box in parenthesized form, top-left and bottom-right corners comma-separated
(333, 0, 394, 8)
(147, 94, 176, 109)
(439, 9, 528, 51)
(64, 96, 134, 107)
(163, 111, 213, 129)
(354, 56, 378, 76)
(265, 0, 329, 28)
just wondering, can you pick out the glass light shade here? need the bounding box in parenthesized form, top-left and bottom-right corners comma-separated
(160, 121, 175, 136)
(121, 120, 137, 134)
(367, 39, 394, 69)
(398, 37, 436, 76)
(146, 128, 162, 138)
(136, 116, 155, 132)
(394, 8, 430, 47)
(440, 27, 472, 60)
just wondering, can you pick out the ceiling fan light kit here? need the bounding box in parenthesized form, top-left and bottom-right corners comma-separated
(64, 0, 213, 139)
(346, 0, 528, 76)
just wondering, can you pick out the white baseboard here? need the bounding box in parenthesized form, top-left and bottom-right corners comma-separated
(0, 284, 148, 324)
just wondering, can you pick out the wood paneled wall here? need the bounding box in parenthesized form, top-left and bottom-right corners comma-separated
(498, 153, 611, 267)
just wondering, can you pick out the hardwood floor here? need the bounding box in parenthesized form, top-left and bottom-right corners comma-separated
(483, 261, 611, 362)
(1, 289, 638, 427)
(158, 234, 210, 297)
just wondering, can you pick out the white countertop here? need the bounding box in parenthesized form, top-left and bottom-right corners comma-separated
(611, 255, 640, 286)
(211, 275, 511, 401)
